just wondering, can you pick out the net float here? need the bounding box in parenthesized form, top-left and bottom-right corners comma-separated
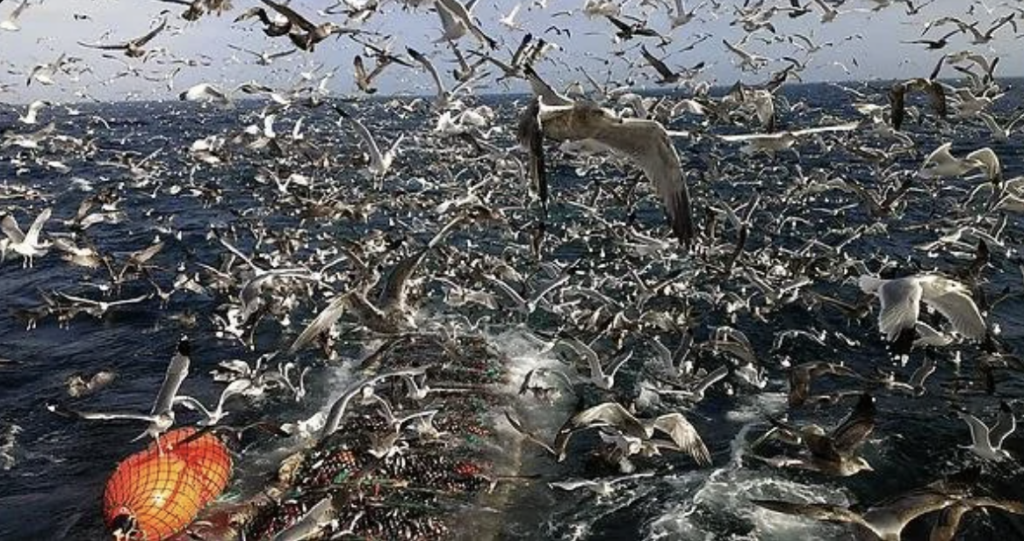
(103, 427, 232, 541)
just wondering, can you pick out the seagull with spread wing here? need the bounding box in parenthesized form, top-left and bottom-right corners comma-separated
(47, 337, 191, 449)
(78, 17, 168, 58)
(522, 98, 697, 246)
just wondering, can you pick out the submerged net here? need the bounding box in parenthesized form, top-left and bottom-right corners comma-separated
(242, 335, 513, 540)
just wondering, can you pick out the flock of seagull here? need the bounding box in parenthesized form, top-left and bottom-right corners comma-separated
(3, 0, 1024, 539)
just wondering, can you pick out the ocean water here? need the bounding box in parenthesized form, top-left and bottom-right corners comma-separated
(1, 81, 1023, 540)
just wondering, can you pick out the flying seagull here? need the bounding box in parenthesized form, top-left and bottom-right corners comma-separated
(524, 99, 697, 246)
(77, 18, 168, 58)
(859, 274, 987, 342)
(956, 401, 1015, 461)
(47, 337, 191, 448)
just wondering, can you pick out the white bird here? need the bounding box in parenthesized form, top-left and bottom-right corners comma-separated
(669, 0, 705, 28)
(722, 38, 768, 71)
(978, 111, 1024, 143)
(174, 379, 253, 425)
(434, 0, 496, 49)
(532, 99, 696, 245)
(18, 100, 50, 125)
(47, 337, 191, 449)
(859, 274, 987, 341)
(1, 207, 52, 268)
(557, 336, 634, 391)
(555, 402, 711, 466)
(334, 106, 403, 178)
(957, 402, 1015, 461)
(548, 472, 654, 497)
(499, 2, 523, 30)
(0, 0, 30, 31)
(179, 83, 233, 107)
(919, 142, 1001, 182)
(485, 273, 569, 315)
(719, 122, 860, 156)
(432, 0, 475, 42)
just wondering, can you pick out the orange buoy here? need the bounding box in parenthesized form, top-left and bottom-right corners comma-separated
(103, 428, 232, 541)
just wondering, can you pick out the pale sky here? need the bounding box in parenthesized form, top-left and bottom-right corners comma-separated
(0, 0, 1019, 103)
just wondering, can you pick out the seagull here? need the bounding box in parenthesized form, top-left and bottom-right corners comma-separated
(499, 2, 523, 30)
(557, 336, 633, 390)
(228, 44, 297, 66)
(56, 291, 151, 320)
(334, 105, 403, 178)
(751, 469, 1006, 541)
(978, 110, 1024, 142)
(639, 45, 684, 84)
(78, 18, 168, 58)
(174, 379, 253, 426)
(787, 362, 862, 407)
(757, 393, 876, 477)
(290, 217, 467, 350)
(47, 337, 191, 449)
(179, 82, 232, 106)
(669, 0, 705, 28)
(1, 207, 52, 267)
(484, 273, 569, 315)
(918, 142, 1000, 182)
(889, 55, 947, 130)
(860, 274, 986, 342)
(66, 370, 117, 398)
(233, 6, 292, 37)
(260, 0, 353, 51)
(903, 29, 959, 50)
(352, 54, 389, 94)
(0, 0, 29, 31)
(718, 122, 860, 157)
(648, 365, 729, 404)
(548, 472, 655, 497)
(434, 0, 497, 49)
(722, 38, 769, 71)
(528, 99, 697, 245)
(957, 401, 1015, 461)
(429, 0, 480, 40)
(554, 402, 711, 466)
(17, 99, 49, 125)
(406, 46, 478, 109)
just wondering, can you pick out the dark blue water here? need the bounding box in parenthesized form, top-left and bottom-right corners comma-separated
(1, 82, 1023, 540)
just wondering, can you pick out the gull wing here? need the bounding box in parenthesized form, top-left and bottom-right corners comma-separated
(989, 402, 1016, 449)
(877, 278, 923, 341)
(592, 115, 695, 244)
(651, 412, 711, 466)
(640, 45, 676, 81)
(549, 480, 598, 491)
(27, 208, 53, 245)
(830, 393, 875, 455)
(790, 122, 861, 137)
(152, 337, 191, 416)
(290, 294, 347, 353)
(260, 0, 315, 32)
(334, 106, 383, 168)
(571, 402, 647, 438)
(957, 410, 993, 450)
(919, 278, 986, 339)
(378, 248, 429, 312)
(407, 46, 447, 101)
(1, 215, 25, 244)
(132, 18, 168, 47)
(517, 98, 548, 208)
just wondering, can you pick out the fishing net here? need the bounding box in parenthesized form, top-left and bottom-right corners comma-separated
(103, 428, 232, 541)
(241, 335, 511, 540)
